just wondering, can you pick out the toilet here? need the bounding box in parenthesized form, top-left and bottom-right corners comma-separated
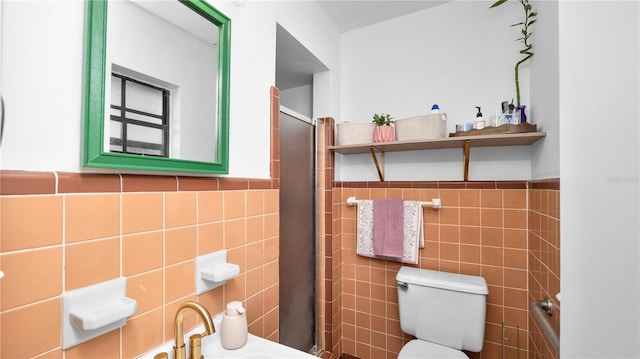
(396, 266, 489, 358)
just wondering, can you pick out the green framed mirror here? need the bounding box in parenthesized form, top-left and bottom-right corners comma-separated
(83, 0, 230, 174)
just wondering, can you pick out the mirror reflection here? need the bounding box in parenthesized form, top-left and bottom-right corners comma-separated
(107, 0, 218, 162)
(83, 0, 230, 174)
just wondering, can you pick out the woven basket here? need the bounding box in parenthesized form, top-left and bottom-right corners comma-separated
(395, 114, 447, 140)
(336, 122, 376, 145)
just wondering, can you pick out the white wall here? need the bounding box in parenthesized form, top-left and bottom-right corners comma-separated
(0, 0, 341, 179)
(529, 0, 560, 180)
(280, 84, 313, 119)
(220, 0, 340, 178)
(0, 1, 85, 172)
(337, 0, 540, 181)
(559, 1, 639, 357)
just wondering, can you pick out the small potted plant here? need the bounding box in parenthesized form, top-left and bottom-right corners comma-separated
(372, 113, 395, 142)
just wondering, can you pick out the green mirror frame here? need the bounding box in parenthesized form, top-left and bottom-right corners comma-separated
(83, 0, 231, 174)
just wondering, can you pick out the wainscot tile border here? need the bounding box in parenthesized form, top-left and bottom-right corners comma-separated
(0, 170, 277, 195)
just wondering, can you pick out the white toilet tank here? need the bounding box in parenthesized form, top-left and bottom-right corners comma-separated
(396, 267, 489, 353)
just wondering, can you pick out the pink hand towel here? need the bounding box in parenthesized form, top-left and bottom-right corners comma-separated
(373, 198, 404, 259)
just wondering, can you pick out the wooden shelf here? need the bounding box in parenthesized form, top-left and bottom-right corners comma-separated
(328, 132, 546, 154)
(328, 132, 546, 181)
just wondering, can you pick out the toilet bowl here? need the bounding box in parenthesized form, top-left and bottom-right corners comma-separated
(396, 267, 489, 358)
(399, 340, 469, 358)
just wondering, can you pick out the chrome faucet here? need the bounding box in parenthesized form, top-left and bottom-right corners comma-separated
(173, 301, 215, 359)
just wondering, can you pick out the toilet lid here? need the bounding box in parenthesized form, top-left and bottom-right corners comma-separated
(398, 340, 469, 359)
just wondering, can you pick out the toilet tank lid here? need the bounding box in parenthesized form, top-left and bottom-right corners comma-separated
(396, 267, 488, 295)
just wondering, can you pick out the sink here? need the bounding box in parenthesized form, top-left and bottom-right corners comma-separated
(138, 316, 317, 359)
(201, 328, 317, 359)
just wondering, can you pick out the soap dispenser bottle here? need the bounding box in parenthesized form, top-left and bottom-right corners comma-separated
(474, 106, 485, 129)
(221, 301, 248, 350)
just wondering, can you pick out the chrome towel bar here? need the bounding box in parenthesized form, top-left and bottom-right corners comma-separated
(346, 196, 441, 209)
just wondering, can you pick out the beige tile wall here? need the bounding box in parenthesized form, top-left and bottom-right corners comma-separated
(0, 172, 280, 358)
(528, 181, 560, 359)
(332, 182, 531, 359)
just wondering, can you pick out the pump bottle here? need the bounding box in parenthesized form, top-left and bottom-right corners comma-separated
(474, 106, 485, 130)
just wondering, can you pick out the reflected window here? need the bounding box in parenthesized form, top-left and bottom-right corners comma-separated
(110, 73, 170, 157)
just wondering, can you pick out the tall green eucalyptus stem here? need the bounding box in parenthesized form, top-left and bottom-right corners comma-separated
(491, 0, 537, 107)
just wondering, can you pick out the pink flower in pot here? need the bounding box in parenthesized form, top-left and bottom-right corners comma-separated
(372, 113, 395, 142)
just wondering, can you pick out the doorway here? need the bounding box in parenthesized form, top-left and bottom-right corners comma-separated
(275, 23, 328, 354)
(278, 108, 316, 353)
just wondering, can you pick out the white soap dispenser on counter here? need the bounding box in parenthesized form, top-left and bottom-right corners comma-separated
(220, 301, 248, 350)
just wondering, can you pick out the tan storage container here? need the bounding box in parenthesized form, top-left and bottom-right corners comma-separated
(336, 122, 376, 145)
(395, 114, 447, 140)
